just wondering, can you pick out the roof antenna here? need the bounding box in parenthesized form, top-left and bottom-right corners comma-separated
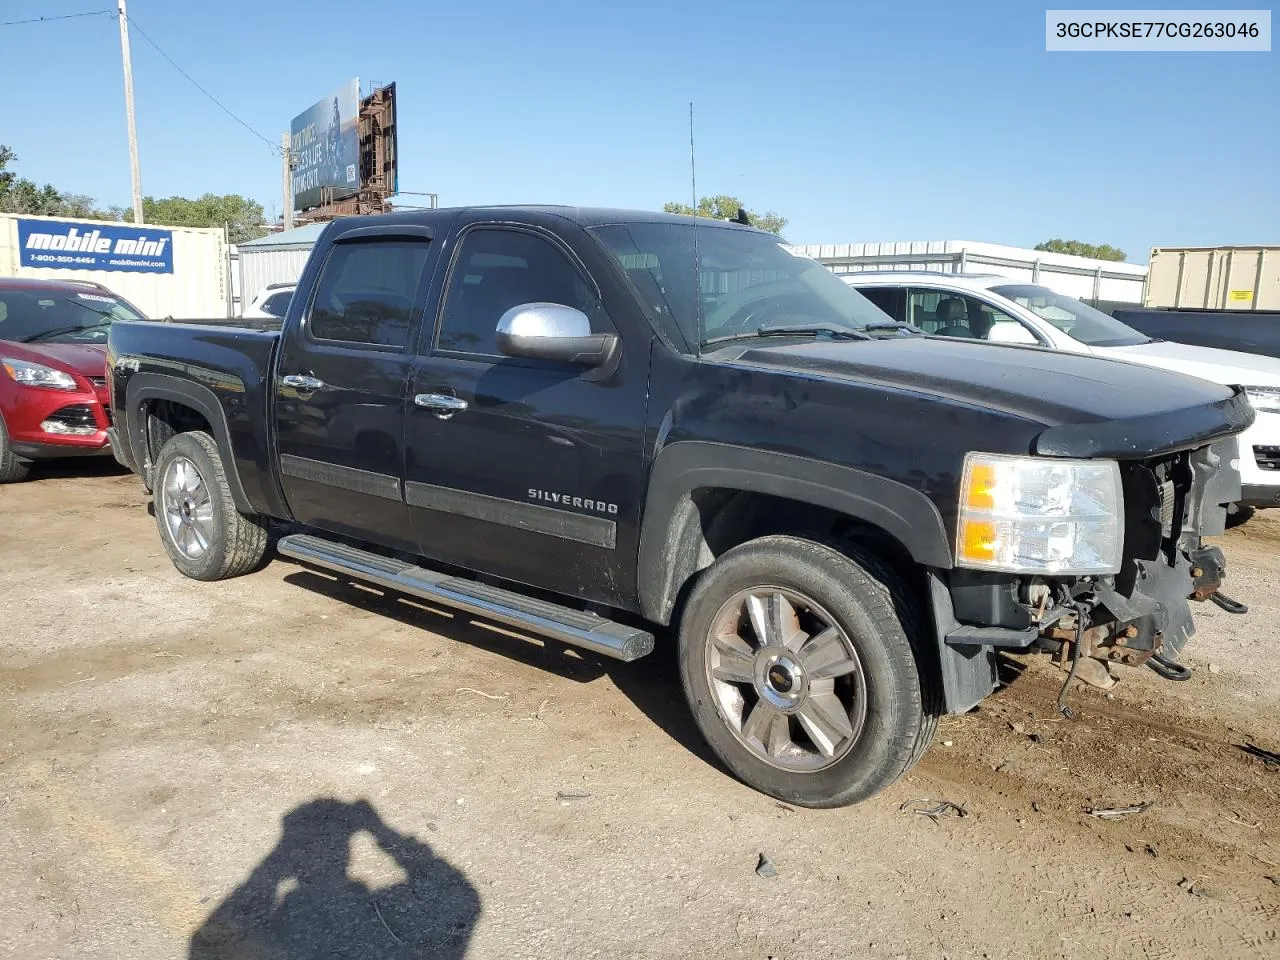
(688, 101, 697, 213)
(731, 207, 750, 226)
(690, 101, 703, 356)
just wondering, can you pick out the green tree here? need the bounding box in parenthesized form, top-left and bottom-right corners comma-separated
(663, 195, 788, 235)
(135, 193, 268, 244)
(1034, 238, 1127, 262)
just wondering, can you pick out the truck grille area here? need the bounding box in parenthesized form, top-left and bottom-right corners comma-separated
(1254, 445, 1280, 471)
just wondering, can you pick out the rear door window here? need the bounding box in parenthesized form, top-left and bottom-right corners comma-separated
(308, 240, 429, 348)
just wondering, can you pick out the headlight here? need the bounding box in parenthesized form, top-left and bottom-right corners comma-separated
(1244, 386, 1280, 414)
(957, 453, 1123, 575)
(1, 357, 78, 391)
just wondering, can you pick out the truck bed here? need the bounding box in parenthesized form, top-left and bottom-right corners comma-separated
(1110, 307, 1280, 360)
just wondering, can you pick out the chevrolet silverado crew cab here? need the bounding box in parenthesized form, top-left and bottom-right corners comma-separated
(107, 207, 1251, 807)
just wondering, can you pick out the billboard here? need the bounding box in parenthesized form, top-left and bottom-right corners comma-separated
(290, 79, 360, 212)
(17, 218, 174, 273)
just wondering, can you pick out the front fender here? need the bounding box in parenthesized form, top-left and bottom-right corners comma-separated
(636, 440, 952, 624)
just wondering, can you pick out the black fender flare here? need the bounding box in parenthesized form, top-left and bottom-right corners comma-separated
(123, 373, 253, 514)
(637, 440, 953, 624)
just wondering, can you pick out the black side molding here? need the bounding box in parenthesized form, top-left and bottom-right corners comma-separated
(405, 481, 617, 549)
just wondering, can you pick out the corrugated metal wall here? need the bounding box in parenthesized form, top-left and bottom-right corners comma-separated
(795, 239, 1149, 304)
(239, 247, 314, 307)
(0, 213, 229, 319)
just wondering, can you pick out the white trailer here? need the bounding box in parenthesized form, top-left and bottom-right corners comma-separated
(795, 239, 1149, 304)
(0, 213, 230, 319)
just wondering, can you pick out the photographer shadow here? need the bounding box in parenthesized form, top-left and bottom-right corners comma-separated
(189, 798, 479, 960)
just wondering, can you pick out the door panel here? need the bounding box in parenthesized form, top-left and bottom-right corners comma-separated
(274, 236, 433, 551)
(404, 224, 648, 606)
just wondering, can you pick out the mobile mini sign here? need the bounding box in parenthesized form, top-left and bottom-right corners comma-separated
(17, 219, 174, 274)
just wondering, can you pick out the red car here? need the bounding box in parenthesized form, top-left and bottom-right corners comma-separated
(0, 277, 145, 482)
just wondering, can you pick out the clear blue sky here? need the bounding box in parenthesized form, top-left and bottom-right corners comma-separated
(2, 0, 1276, 261)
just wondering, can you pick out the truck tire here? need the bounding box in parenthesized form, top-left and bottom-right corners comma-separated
(0, 415, 31, 483)
(152, 431, 269, 581)
(677, 535, 937, 808)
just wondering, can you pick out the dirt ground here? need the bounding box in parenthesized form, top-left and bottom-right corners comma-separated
(1, 462, 1277, 960)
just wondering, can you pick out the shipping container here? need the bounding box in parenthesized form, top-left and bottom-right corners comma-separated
(0, 213, 229, 319)
(237, 223, 327, 310)
(1145, 246, 1280, 311)
(795, 239, 1149, 304)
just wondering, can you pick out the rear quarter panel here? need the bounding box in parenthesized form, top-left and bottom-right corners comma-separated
(108, 320, 287, 517)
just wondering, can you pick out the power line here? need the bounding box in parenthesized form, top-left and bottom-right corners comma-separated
(0, 9, 114, 27)
(124, 14, 280, 154)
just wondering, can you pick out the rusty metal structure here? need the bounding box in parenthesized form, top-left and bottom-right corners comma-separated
(296, 83, 398, 223)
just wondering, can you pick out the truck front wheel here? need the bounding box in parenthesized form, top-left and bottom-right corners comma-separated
(678, 535, 937, 807)
(152, 431, 269, 581)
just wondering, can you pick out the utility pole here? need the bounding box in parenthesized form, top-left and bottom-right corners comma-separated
(117, 0, 144, 225)
(281, 132, 293, 230)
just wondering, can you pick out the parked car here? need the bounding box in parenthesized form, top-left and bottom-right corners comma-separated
(846, 272, 1280, 517)
(108, 208, 1249, 807)
(0, 277, 143, 482)
(242, 282, 295, 320)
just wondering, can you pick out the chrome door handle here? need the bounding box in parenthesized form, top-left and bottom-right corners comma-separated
(414, 393, 468, 418)
(282, 374, 324, 391)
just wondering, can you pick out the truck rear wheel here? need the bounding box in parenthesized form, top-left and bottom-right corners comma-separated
(152, 431, 269, 581)
(678, 535, 937, 808)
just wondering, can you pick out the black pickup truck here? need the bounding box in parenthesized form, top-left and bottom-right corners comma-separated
(107, 207, 1252, 807)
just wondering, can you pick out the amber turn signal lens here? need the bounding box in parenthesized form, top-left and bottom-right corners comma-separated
(964, 463, 998, 511)
(958, 519, 998, 563)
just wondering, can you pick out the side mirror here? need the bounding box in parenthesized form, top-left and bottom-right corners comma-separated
(496, 302, 619, 367)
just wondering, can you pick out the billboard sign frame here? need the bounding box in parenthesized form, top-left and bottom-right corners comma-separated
(290, 79, 361, 213)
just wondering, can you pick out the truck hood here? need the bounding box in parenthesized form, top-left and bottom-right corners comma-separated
(0, 340, 107, 379)
(1095, 339, 1280, 389)
(721, 336, 1252, 458)
(725, 336, 1233, 425)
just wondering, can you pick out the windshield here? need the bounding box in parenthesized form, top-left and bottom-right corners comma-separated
(991, 284, 1151, 347)
(590, 222, 893, 350)
(0, 289, 145, 344)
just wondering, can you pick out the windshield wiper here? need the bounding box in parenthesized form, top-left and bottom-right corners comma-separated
(701, 324, 871, 347)
(22, 321, 112, 343)
(861, 321, 919, 336)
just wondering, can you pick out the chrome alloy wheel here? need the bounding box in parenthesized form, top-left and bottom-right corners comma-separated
(160, 456, 214, 560)
(705, 587, 868, 772)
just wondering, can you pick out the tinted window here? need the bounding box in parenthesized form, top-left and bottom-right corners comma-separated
(992, 284, 1149, 347)
(591, 223, 891, 350)
(0, 289, 144, 344)
(260, 291, 292, 317)
(437, 228, 601, 356)
(857, 286, 903, 320)
(906, 288, 1039, 344)
(309, 240, 428, 347)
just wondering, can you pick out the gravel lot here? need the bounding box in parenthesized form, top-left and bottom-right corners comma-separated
(1, 461, 1277, 959)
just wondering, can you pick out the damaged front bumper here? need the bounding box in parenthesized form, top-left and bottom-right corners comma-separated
(932, 438, 1246, 713)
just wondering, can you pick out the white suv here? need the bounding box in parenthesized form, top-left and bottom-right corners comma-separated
(242, 282, 295, 320)
(845, 271, 1280, 515)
